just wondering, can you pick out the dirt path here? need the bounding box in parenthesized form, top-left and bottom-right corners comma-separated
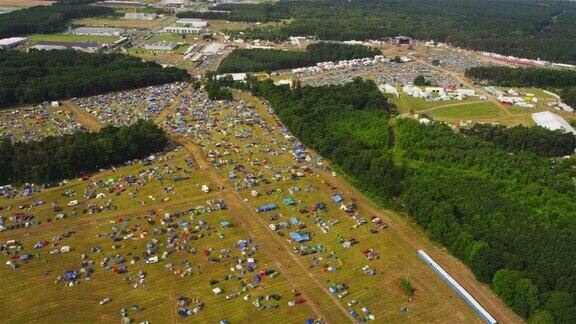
(60, 101, 103, 132)
(238, 89, 522, 324)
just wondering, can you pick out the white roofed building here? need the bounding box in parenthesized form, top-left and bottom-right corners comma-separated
(532, 111, 576, 135)
(0, 37, 27, 50)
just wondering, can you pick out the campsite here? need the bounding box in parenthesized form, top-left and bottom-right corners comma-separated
(0, 85, 520, 323)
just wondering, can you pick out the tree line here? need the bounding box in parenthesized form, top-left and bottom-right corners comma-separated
(0, 50, 189, 108)
(234, 77, 576, 323)
(214, 0, 576, 64)
(0, 120, 167, 185)
(0, 1, 111, 38)
(217, 42, 381, 73)
(460, 123, 576, 157)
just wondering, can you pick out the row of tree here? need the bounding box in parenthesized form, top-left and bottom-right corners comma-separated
(0, 120, 167, 185)
(0, 1, 111, 38)
(234, 78, 576, 323)
(460, 123, 576, 157)
(217, 42, 381, 73)
(216, 0, 576, 64)
(177, 3, 291, 22)
(465, 66, 576, 88)
(0, 50, 189, 108)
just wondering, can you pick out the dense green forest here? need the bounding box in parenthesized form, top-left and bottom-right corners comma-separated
(465, 66, 576, 88)
(236, 78, 576, 323)
(0, 50, 189, 108)
(0, 1, 111, 38)
(0, 120, 167, 184)
(460, 123, 576, 157)
(217, 42, 381, 73)
(466, 66, 576, 107)
(210, 0, 576, 64)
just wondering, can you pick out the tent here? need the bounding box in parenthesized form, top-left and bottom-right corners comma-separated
(257, 203, 277, 213)
(220, 220, 231, 228)
(283, 197, 296, 205)
(289, 232, 310, 243)
(331, 194, 343, 203)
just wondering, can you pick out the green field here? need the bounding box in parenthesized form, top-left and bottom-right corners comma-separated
(391, 93, 474, 113)
(27, 33, 119, 44)
(431, 101, 505, 119)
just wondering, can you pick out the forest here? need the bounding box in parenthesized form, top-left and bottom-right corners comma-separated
(212, 0, 576, 64)
(460, 123, 576, 157)
(0, 50, 189, 108)
(466, 66, 576, 107)
(236, 78, 576, 323)
(0, 120, 167, 184)
(217, 42, 381, 73)
(0, 1, 111, 38)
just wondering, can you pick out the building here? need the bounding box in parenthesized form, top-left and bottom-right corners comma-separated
(30, 41, 103, 53)
(98, 0, 146, 7)
(158, 0, 187, 7)
(176, 18, 208, 28)
(143, 41, 178, 51)
(162, 26, 203, 34)
(393, 36, 412, 45)
(532, 111, 576, 134)
(0, 37, 27, 50)
(124, 12, 158, 20)
(72, 27, 125, 36)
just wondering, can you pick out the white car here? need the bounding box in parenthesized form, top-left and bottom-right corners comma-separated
(99, 298, 111, 306)
(347, 300, 358, 307)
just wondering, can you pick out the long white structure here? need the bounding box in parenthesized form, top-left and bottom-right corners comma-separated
(532, 111, 576, 135)
(418, 250, 497, 324)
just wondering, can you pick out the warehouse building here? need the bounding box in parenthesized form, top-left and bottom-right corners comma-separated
(30, 41, 103, 53)
(72, 27, 125, 36)
(124, 12, 158, 20)
(532, 111, 576, 135)
(176, 18, 208, 28)
(0, 37, 28, 50)
(98, 0, 146, 7)
(162, 26, 203, 34)
(143, 41, 178, 51)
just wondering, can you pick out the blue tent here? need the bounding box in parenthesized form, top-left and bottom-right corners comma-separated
(283, 197, 296, 205)
(257, 203, 278, 213)
(290, 217, 300, 225)
(331, 194, 343, 203)
(220, 220, 231, 228)
(289, 232, 310, 242)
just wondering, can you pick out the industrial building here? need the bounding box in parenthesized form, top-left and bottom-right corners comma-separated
(0, 37, 27, 50)
(72, 27, 125, 36)
(532, 111, 576, 135)
(418, 250, 497, 324)
(143, 41, 178, 51)
(97, 0, 146, 7)
(162, 26, 203, 34)
(176, 18, 208, 28)
(30, 41, 103, 53)
(124, 12, 158, 20)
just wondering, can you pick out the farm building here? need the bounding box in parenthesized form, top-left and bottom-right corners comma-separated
(124, 12, 158, 20)
(532, 111, 576, 135)
(162, 26, 204, 34)
(72, 27, 125, 36)
(30, 41, 103, 53)
(0, 37, 27, 50)
(393, 36, 413, 45)
(177, 18, 208, 28)
(418, 250, 497, 324)
(144, 41, 178, 51)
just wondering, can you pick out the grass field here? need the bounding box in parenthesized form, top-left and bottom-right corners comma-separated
(72, 16, 168, 29)
(0, 87, 520, 323)
(391, 93, 479, 113)
(0, 0, 51, 7)
(27, 33, 119, 44)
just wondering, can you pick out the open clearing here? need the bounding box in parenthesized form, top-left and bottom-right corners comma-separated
(0, 0, 51, 7)
(0, 85, 521, 323)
